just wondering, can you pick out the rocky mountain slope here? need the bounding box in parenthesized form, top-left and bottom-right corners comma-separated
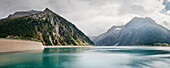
(0, 8, 93, 46)
(92, 17, 170, 46)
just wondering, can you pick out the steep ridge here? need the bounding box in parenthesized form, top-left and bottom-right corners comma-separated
(0, 8, 93, 46)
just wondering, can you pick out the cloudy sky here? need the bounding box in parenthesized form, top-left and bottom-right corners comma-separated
(0, 0, 170, 36)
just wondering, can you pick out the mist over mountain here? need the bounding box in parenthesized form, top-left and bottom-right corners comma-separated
(0, 8, 93, 46)
(7, 10, 42, 19)
(91, 17, 170, 46)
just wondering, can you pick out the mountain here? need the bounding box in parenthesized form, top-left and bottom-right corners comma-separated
(91, 26, 123, 46)
(92, 17, 170, 46)
(0, 8, 93, 46)
(8, 10, 42, 19)
(88, 36, 97, 41)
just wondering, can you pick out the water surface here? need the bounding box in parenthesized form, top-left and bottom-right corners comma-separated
(1, 46, 170, 68)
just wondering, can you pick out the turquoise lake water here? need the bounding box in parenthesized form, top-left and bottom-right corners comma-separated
(1, 46, 170, 68)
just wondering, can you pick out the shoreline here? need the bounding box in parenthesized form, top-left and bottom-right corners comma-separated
(44, 46, 94, 48)
(0, 38, 169, 53)
(44, 45, 170, 48)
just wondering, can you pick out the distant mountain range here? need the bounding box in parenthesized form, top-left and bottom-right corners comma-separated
(0, 8, 93, 46)
(8, 10, 42, 19)
(90, 17, 170, 46)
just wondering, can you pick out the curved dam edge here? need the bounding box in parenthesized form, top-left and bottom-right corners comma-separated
(0, 38, 44, 53)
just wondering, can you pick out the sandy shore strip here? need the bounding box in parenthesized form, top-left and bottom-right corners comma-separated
(0, 38, 44, 53)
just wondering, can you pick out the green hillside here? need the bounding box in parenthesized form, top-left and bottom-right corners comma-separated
(0, 8, 93, 46)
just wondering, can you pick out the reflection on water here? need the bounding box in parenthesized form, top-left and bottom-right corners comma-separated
(1, 47, 170, 68)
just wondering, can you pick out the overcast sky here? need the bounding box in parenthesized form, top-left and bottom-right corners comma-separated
(0, 0, 170, 36)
